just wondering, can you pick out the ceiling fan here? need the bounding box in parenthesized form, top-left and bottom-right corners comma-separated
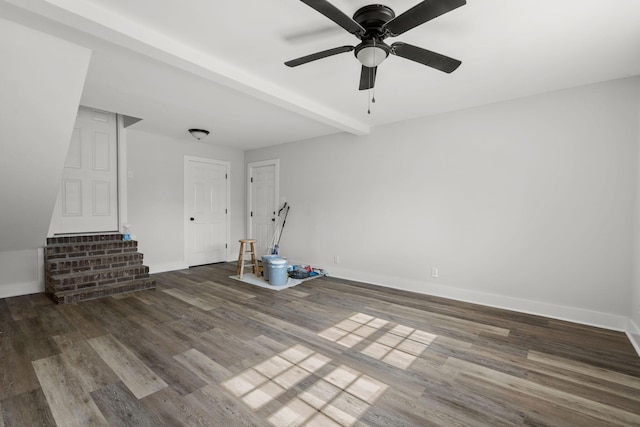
(285, 0, 466, 90)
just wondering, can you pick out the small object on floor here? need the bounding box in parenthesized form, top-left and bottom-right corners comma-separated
(288, 264, 328, 280)
(236, 239, 259, 279)
(268, 258, 289, 286)
(262, 254, 280, 281)
(289, 270, 309, 280)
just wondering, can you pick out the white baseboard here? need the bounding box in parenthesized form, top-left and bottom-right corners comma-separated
(148, 261, 189, 274)
(330, 268, 629, 332)
(0, 280, 44, 299)
(627, 319, 640, 358)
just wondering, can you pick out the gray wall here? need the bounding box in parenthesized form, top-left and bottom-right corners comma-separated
(631, 77, 640, 351)
(247, 77, 640, 330)
(126, 129, 245, 272)
(0, 19, 90, 298)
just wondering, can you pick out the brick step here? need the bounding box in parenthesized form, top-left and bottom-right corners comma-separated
(50, 278, 156, 304)
(46, 233, 124, 246)
(45, 240, 138, 259)
(46, 253, 144, 275)
(46, 265, 150, 293)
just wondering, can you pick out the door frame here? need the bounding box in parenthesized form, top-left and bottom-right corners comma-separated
(247, 159, 280, 244)
(48, 106, 123, 236)
(184, 155, 231, 266)
(116, 114, 128, 233)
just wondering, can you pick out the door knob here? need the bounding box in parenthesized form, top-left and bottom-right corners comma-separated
(190, 217, 195, 221)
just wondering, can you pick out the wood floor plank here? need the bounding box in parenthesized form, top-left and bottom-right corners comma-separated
(184, 383, 269, 427)
(528, 350, 640, 389)
(113, 329, 208, 397)
(5, 296, 37, 321)
(15, 317, 60, 361)
(141, 387, 216, 427)
(193, 280, 257, 301)
(90, 382, 164, 427)
(0, 328, 41, 401)
(367, 300, 511, 338)
(32, 354, 109, 426)
(174, 348, 233, 385)
(446, 356, 640, 426)
(1, 262, 639, 426)
(88, 334, 168, 399)
(58, 303, 108, 339)
(52, 331, 120, 392)
(0, 389, 56, 427)
(0, 299, 13, 324)
(162, 288, 219, 311)
(34, 304, 75, 337)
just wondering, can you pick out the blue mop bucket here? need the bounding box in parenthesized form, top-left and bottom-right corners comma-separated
(268, 258, 288, 286)
(261, 254, 279, 281)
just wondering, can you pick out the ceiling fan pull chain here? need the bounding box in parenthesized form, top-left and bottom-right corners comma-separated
(372, 40, 377, 104)
(367, 64, 372, 114)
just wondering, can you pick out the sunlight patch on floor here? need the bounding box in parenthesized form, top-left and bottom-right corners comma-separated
(222, 344, 388, 426)
(318, 312, 437, 370)
(269, 364, 387, 427)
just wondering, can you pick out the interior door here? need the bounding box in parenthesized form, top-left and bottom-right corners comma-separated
(50, 106, 119, 234)
(185, 157, 229, 266)
(248, 160, 279, 256)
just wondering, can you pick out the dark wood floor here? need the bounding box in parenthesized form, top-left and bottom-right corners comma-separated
(1, 262, 640, 426)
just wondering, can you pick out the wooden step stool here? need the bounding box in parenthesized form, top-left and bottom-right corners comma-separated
(236, 239, 259, 279)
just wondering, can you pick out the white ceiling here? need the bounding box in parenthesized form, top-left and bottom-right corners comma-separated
(3, 0, 640, 150)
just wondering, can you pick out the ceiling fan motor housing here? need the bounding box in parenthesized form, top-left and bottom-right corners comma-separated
(353, 4, 395, 37)
(352, 4, 395, 67)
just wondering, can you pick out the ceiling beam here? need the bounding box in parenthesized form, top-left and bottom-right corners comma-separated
(9, 0, 370, 135)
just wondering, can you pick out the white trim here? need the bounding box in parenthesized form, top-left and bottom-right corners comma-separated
(37, 247, 44, 285)
(0, 280, 44, 299)
(0, 249, 44, 299)
(148, 261, 189, 275)
(329, 268, 630, 332)
(247, 159, 280, 239)
(183, 155, 231, 267)
(628, 318, 640, 358)
(117, 114, 128, 231)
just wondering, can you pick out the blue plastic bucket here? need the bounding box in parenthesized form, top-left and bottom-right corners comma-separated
(261, 254, 279, 281)
(268, 258, 288, 286)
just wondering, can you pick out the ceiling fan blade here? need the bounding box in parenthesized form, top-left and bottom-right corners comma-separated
(299, 0, 365, 35)
(359, 66, 377, 90)
(391, 42, 461, 73)
(383, 0, 466, 36)
(285, 45, 355, 67)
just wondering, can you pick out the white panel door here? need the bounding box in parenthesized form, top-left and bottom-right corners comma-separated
(51, 106, 118, 234)
(185, 157, 229, 266)
(248, 160, 279, 256)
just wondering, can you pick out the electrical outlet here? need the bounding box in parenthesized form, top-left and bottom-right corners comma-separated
(334, 255, 340, 264)
(431, 267, 438, 278)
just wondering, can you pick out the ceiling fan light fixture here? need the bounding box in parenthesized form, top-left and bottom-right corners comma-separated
(188, 128, 209, 140)
(356, 44, 389, 68)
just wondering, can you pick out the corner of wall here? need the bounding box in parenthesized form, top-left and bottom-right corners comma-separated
(628, 318, 640, 358)
(630, 76, 640, 354)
